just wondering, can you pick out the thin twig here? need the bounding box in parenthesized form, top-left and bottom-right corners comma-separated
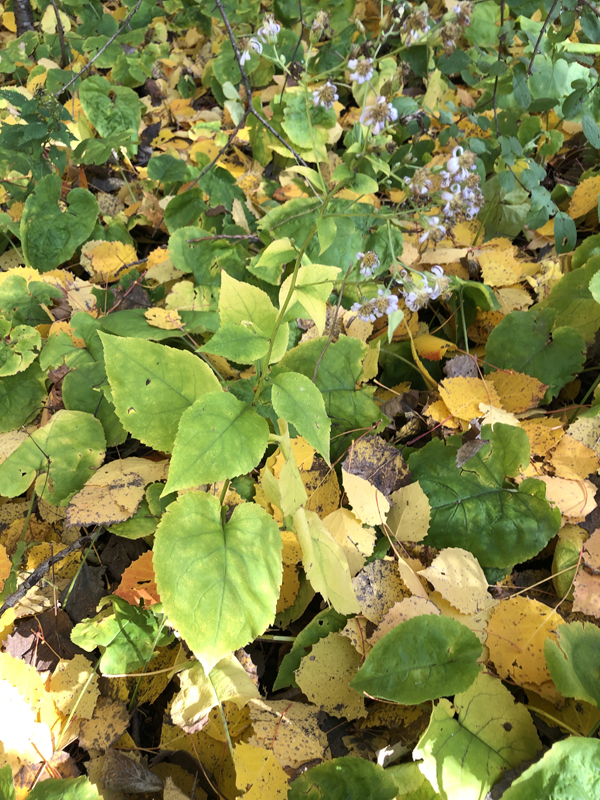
(56, 0, 144, 96)
(277, 0, 305, 104)
(50, 0, 68, 69)
(0, 533, 98, 616)
(581, 0, 600, 17)
(527, 0, 561, 76)
(212, 0, 310, 168)
(312, 261, 354, 382)
(187, 233, 261, 242)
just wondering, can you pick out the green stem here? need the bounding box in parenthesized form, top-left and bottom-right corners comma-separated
(210, 672, 236, 760)
(460, 289, 470, 354)
(129, 616, 167, 712)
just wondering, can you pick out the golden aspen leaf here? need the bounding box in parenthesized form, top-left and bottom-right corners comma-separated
(66, 457, 169, 527)
(487, 595, 565, 701)
(532, 476, 596, 520)
(521, 418, 565, 457)
(276, 562, 300, 612)
(568, 175, 600, 219)
(478, 248, 529, 287)
(78, 698, 130, 751)
(280, 529, 302, 565)
(351, 558, 410, 624)
(549, 433, 600, 481)
(413, 333, 456, 361)
(387, 481, 431, 543)
(486, 371, 548, 413)
(322, 508, 376, 577)
(342, 469, 390, 526)
(26, 542, 81, 580)
(295, 633, 366, 720)
(0, 609, 16, 647)
(397, 554, 429, 598)
(48, 655, 99, 720)
(526, 691, 600, 738)
(425, 398, 460, 429)
(420, 548, 491, 615)
(248, 699, 328, 769)
(233, 742, 289, 799)
(115, 551, 160, 607)
(496, 285, 533, 314)
(439, 376, 503, 422)
(144, 308, 182, 330)
(2, 12, 16, 31)
(80, 240, 138, 284)
(145, 249, 183, 284)
(341, 308, 374, 342)
(270, 438, 340, 520)
(568, 413, 600, 456)
(369, 596, 440, 645)
(340, 616, 370, 658)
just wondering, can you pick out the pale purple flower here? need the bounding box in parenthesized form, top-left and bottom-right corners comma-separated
(258, 13, 281, 44)
(313, 81, 339, 109)
(348, 57, 374, 84)
(360, 96, 399, 135)
(357, 250, 380, 277)
(239, 37, 262, 65)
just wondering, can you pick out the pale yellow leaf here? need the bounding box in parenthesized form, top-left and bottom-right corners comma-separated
(144, 308, 182, 330)
(233, 742, 289, 799)
(80, 240, 138, 284)
(342, 469, 390, 526)
(48, 655, 99, 720)
(369, 596, 440, 645)
(386, 481, 431, 542)
(248, 699, 327, 769)
(322, 508, 376, 577)
(420, 548, 491, 615)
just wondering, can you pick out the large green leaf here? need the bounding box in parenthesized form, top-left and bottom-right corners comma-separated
(62, 359, 126, 448)
(484, 307, 585, 400)
(272, 335, 382, 444)
(27, 776, 100, 800)
(164, 391, 269, 493)
(500, 738, 600, 800)
(538, 256, 600, 343)
(200, 271, 289, 364)
(409, 424, 561, 569)
(545, 621, 600, 708)
(350, 615, 482, 704)
(0, 410, 105, 505)
(0, 362, 47, 433)
(414, 673, 541, 800)
(71, 596, 173, 675)
(294, 508, 360, 615)
(278, 264, 341, 334)
(153, 491, 282, 671)
(0, 275, 62, 327)
(100, 333, 221, 453)
(270, 372, 331, 461)
(20, 175, 98, 272)
(78, 76, 142, 156)
(288, 756, 398, 800)
(386, 763, 437, 800)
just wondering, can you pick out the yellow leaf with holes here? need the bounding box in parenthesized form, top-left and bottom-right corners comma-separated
(295, 633, 366, 720)
(48, 655, 99, 720)
(549, 433, 600, 480)
(420, 548, 491, 615)
(80, 240, 138, 283)
(487, 595, 565, 701)
(387, 481, 431, 542)
(144, 308, 182, 330)
(234, 742, 289, 799)
(569, 175, 600, 219)
(486, 371, 548, 413)
(248, 699, 328, 769)
(439, 376, 503, 422)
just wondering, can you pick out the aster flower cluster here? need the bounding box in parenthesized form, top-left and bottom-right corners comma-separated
(257, 13, 281, 44)
(239, 37, 262, 65)
(351, 288, 399, 323)
(397, 266, 452, 311)
(439, 146, 483, 222)
(356, 251, 381, 277)
(404, 167, 433, 200)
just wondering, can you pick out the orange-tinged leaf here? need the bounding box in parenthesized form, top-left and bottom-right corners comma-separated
(115, 550, 160, 607)
(413, 333, 456, 361)
(573, 571, 600, 618)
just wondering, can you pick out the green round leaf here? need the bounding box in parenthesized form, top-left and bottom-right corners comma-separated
(0, 410, 105, 505)
(409, 424, 561, 569)
(100, 333, 221, 453)
(538, 257, 600, 344)
(545, 621, 600, 708)
(350, 615, 482, 704)
(164, 391, 269, 493)
(78, 76, 142, 157)
(500, 738, 600, 800)
(270, 372, 331, 461)
(27, 776, 100, 800)
(20, 175, 99, 272)
(153, 491, 282, 671)
(0, 362, 47, 433)
(288, 756, 398, 800)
